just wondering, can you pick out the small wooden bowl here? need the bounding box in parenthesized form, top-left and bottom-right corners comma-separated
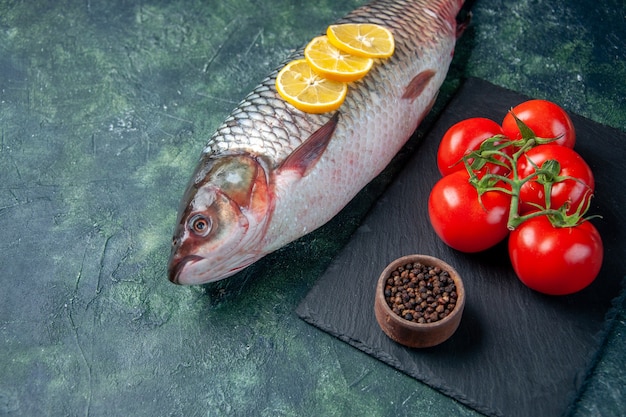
(374, 254, 465, 348)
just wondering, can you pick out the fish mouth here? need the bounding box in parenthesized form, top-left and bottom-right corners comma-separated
(168, 254, 250, 285)
(168, 255, 205, 284)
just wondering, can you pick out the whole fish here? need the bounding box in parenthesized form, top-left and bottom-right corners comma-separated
(169, 0, 466, 284)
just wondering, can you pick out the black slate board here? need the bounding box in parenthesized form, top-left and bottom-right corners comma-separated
(296, 78, 626, 417)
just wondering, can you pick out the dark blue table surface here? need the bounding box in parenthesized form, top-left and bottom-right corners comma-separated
(1, 1, 624, 416)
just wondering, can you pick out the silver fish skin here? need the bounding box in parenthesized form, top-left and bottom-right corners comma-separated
(169, 0, 465, 284)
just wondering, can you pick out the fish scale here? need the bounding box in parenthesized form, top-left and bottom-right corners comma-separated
(169, 0, 466, 285)
(205, 71, 331, 165)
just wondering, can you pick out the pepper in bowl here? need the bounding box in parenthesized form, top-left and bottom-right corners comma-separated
(374, 255, 465, 348)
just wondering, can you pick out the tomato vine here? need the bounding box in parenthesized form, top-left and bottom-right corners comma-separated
(429, 99, 603, 295)
(462, 114, 596, 231)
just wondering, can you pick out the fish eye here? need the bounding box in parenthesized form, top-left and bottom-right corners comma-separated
(188, 214, 212, 237)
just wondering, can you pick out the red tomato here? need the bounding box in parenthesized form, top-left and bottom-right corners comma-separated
(428, 170, 511, 252)
(437, 117, 510, 177)
(502, 99, 576, 148)
(517, 144, 594, 214)
(508, 216, 603, 295)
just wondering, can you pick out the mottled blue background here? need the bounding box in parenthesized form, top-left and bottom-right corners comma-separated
(1, 0, 624, 416)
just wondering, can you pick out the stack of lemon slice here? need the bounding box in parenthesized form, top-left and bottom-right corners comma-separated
(276, 23, 395, 114)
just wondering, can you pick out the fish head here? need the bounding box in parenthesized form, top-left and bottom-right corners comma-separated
(168, 154, 273, 284)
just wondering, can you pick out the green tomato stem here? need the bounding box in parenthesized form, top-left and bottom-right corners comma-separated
(463, 131, 590, 230)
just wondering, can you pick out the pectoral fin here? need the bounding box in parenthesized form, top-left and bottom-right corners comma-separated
(278, 112, 340, 177)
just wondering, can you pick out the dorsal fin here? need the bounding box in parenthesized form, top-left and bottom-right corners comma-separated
(402, 70, 436, 102)
(278, 112, 340, 177)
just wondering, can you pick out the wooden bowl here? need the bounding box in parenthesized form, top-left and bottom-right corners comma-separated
(374, 254, 465, 348)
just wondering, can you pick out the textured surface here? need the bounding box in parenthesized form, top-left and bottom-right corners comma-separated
(0, 0, 624, 416)
(297, 77, 626, 417)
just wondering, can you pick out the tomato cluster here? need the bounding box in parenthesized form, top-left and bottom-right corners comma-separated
(429, 99, 603, 295)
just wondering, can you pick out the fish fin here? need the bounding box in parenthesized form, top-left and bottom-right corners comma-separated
(456, 11, 472, 38)
(402, 70, 436, 102)
(278, 112, 340, 177)
(456, 0, 476, 38)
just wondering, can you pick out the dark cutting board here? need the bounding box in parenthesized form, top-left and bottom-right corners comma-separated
(296, 78, 626, 417)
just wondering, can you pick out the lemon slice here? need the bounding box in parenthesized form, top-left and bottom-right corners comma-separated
(327, 23, 395, 59)
(275, 59, 348, 114)
(304, 36, 374, 82)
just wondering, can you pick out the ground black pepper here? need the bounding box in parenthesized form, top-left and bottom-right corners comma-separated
(384, 262, 457, 324)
